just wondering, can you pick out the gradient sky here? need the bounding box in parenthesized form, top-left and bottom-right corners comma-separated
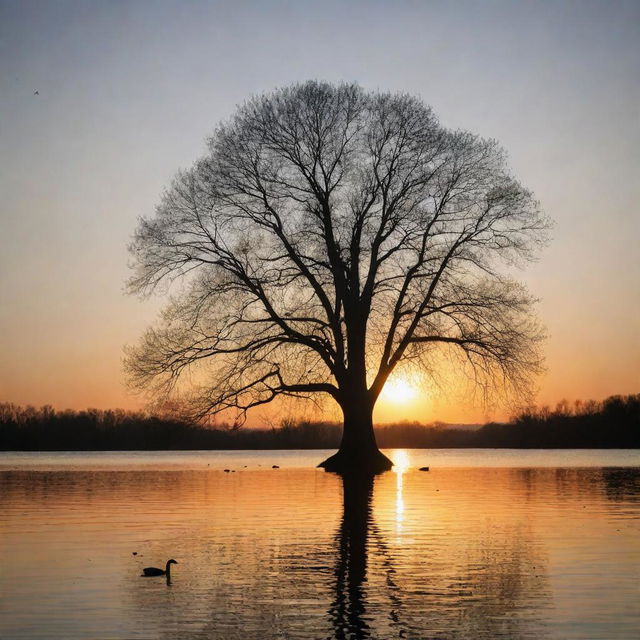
(1, 0, 638, 424)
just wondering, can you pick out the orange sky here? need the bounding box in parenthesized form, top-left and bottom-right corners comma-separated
(1, 2, 638, 425)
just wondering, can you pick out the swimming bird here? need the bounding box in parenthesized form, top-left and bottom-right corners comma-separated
(141, 559, 178, 577)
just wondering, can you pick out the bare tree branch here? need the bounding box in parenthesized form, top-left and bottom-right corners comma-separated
(127, 81, 549, 437)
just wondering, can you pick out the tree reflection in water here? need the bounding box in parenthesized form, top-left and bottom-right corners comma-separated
(327, 465, 554, 640)
(10, 465, 639, 639)
(329, 473, 374, 639)
(328, 472, 409, 640)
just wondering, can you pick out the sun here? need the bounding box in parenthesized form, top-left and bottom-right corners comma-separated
(380, 377, 418, 404)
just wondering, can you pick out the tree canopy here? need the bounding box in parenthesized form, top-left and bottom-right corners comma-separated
(127, 81, 548, 470)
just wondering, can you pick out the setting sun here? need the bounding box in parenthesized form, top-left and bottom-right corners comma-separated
(381, 378, 418, 404)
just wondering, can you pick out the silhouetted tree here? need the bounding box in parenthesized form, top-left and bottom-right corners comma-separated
(127, 81, 548, 472)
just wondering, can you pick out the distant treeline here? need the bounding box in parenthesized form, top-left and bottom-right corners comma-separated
(0, 394, 638, 451)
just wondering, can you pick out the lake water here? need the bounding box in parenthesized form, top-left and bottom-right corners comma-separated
(1, 449, 639, 639)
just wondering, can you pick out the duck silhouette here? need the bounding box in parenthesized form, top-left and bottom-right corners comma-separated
(141, 559, 178, 577)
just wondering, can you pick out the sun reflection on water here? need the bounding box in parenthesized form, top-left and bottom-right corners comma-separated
(392, 450, 410, 536)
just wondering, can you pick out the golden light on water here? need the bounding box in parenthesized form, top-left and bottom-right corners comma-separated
(392, 449, 411, 473)
(2, 456, 640, 638)
(392, 450, 410, 535)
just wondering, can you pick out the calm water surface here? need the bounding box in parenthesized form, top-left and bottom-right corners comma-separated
(1, 449, 639, 639)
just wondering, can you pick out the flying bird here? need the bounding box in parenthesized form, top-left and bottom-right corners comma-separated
(33, 90, 39, 95)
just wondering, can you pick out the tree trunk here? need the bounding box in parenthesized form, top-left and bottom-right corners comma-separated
(319, 392, 393, 474)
